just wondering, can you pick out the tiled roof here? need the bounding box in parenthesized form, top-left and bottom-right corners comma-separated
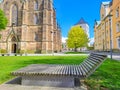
(75, 18, 88, 25)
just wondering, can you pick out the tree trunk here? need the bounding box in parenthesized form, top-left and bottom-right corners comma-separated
(74, 43, 77, 52)
(74, 47, 77, 52)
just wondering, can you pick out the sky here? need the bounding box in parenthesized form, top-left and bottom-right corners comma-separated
(54, 0, 111, 43)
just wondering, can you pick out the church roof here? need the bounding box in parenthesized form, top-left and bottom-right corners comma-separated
(75, 18, 88, 25)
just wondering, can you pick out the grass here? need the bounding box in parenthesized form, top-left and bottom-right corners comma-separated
(0, 56, 86, 84)
(85, 58, 120, 90)
(0, 56, 120, 89)
(65, 52, 87, 54)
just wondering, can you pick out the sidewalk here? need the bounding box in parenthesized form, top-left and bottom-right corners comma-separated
(0, 84, 87, 90)
(108, 55, 120, 61)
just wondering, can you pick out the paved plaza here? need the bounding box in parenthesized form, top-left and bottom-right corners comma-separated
(0, 84, 87, 90)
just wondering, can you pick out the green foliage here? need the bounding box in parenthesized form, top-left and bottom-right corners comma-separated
(0, 34, 1, 39)
(87, 46, 94, 50)
(26, 50, 35, 54)
(67, 26, 89, 49)
(35, 49, 41, 53)
(0, 9, 8, 31)
(20, 50, 25, 54)
(0, 49, 7, 53)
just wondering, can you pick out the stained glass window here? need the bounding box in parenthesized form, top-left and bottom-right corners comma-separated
(12, 4, 18, 26)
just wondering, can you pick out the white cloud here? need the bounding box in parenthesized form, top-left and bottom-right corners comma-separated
(62, 37, 68, 43)
(90, 37, 94, 44)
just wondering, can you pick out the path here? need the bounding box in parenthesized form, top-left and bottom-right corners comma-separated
(0, 84, 87, 90)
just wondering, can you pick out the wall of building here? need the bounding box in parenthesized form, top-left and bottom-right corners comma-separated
(94, 0, 120, 52)
(0, 0, 62, 54)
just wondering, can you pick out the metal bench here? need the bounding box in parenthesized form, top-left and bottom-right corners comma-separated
(11, 53, 107, 87)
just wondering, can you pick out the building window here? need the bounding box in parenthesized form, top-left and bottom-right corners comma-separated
(12, 4, 18, 26)
(34, 14, 38, 25)
(116, 7, 119, 18)
(118, 38, 120, 49)
(116, 22, 120, 32)
(102, 14, 104, 19)
(34, 0, 38, 10)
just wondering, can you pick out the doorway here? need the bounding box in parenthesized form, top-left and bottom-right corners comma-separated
(12, 44, 17, 53)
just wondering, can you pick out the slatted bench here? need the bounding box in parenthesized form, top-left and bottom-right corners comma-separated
(11, 53, 107, 87)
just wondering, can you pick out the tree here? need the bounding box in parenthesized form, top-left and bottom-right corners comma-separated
(0, 9, 8, 39)
(67, 26, 89, 52)
(0, 9, 8, 30)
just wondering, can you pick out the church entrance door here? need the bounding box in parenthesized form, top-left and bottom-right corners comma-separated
(12, 44, 17, 53)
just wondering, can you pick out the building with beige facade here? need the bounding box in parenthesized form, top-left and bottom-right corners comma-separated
(0, 0, 62, 54)
(94, 0, 120, 52)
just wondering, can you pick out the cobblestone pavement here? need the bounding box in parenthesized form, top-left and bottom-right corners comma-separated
(0, 84, 87, 90)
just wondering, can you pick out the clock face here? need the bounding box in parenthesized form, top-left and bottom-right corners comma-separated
(0, 0, 3, 3)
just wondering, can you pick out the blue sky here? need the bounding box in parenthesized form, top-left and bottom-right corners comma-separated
(54, 0, 111, 40)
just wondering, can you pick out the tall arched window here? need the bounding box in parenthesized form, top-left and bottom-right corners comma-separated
(34, 14, 38, 25)
(12, 4, 18, 26)
(34, 0, 38, 10)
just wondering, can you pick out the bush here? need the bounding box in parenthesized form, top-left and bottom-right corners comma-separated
(54, 50, 57, 53)
(87, 47, 94, 50)
(35, 49, 41, 54)
(20, 50, 25, 54)
(0, 49, 7, 53)
(26, 50, 35, 54)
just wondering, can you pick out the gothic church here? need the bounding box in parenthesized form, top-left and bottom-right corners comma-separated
(0, 0, 61, 54)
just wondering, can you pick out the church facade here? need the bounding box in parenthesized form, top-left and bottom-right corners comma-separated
(0, 0, 62, 54)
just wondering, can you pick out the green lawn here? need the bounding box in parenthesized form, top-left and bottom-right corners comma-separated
(0, 56, 120, 89)
(85, 58, 120, 90)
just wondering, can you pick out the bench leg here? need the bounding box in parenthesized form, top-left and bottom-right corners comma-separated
(74, 78, 81, 87)
(21, 76, 75, 87)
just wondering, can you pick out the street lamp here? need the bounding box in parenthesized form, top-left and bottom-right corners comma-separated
(108, 14, 113, 59)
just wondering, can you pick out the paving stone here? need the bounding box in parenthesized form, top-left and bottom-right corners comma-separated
(0, 84, 87, 90)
